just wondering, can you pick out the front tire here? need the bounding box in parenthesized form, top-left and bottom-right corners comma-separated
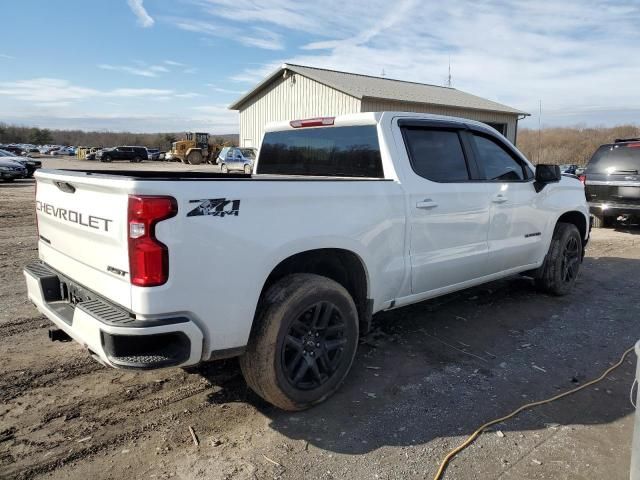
(240, 274, 359, 411)
(244, 164, 251, 174)
(535, 222, 583, 296)
(221, 164, 228, 174)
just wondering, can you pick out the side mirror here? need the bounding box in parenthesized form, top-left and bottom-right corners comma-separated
(534, 164, 561, 192)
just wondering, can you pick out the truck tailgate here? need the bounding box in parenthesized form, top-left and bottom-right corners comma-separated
(35, 170, 132, 309)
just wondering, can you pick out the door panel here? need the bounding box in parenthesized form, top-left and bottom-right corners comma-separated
(409, 183, 492, 292)
(469, 131, 546, 272)
(394, 122, 492, 294)
(486, 182, 545, 272)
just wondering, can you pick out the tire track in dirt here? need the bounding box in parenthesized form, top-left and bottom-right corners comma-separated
(0, 356, 104, 403)
(0, 316, 47, 340)
(2, 376, 246, 480)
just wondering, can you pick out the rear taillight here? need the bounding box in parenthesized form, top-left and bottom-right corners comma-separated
(578, 174, 586, 184)
(128, 195, 177, 287)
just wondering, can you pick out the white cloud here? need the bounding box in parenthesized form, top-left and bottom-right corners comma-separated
(206, 84, 245, 95)
(98, 60, 193, 77)
(127, 0, 154, 28)
(98, 64, 158, 77)
(0, 53, 14, 60)
(171, 18, 284, 50)
(0, 78, 179, 103)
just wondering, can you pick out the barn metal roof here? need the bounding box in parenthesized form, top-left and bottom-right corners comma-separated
(229, 63, 528, 116)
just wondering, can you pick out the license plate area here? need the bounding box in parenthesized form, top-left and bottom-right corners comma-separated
(58, 275, 97, 306)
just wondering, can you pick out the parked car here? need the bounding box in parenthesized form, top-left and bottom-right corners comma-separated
(215, 147, 232, 165)
(559, 164, 578, 175)
(219, 147, 256, 174)
(0, 149, 41, 177)
(147, 148, 162, 160)
(2, 145, 25, 156)
(85, 149, 101, 161)
(0, 158, 27, 181)
(24, 112, 589, 411)
(583, 138, 640, 227)
(51, 147, 75, 156)
(97, 146, 147, 163)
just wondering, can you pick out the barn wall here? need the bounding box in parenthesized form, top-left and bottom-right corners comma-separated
(360, 98, 519, 143)
(238, 74, 360, 147)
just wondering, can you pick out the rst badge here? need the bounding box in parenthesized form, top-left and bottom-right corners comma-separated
(187, 198, 241, 217)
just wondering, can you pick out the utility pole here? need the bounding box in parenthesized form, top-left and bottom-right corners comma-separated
(447, 56, 452, 87)
(537, 100, 542, 164)
(381, 68, 386, 78)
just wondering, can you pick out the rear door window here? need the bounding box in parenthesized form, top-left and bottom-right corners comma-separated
(586, 144, 640, 174)
(258, 126, 383, 177)
(401, 128, 470, 182)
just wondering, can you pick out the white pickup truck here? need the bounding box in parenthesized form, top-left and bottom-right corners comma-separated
(24, 112, 589, 410)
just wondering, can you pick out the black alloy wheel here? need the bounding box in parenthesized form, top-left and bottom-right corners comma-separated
(281, 301, 347, 391)
(561, 235, 580, 284)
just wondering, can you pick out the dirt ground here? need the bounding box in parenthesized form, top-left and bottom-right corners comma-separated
(2, 157, 640, 480)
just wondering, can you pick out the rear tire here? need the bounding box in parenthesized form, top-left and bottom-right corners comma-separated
(186, 151, 203, 165)
(244, 164, 251, 174)
(534, 222, 582, 296)
(239, 274, 359, 411)
(131, 156, 142, 163)
(221, 164, 228, 174)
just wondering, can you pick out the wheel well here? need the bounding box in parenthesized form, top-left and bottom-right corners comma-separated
(557, 211, 587, 242)
(260, 249, 371, 334)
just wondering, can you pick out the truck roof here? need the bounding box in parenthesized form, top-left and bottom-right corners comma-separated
(263, 111, 503, 136)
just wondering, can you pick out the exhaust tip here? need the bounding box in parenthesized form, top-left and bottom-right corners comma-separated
(48, 328, 72, 342)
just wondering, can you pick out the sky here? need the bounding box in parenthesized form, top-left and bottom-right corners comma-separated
(1, 0, 639, 133)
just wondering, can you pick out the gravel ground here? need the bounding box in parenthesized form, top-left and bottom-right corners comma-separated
(1, 157, 640, 480)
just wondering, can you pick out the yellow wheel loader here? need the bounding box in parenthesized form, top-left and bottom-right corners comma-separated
(167, 132, 210, 165)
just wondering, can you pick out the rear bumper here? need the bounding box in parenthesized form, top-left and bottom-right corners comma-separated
(589, 202, 640, 216)
(24, 260, 204, 369)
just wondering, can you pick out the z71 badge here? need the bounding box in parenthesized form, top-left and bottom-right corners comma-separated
(187, 198, 241, 217)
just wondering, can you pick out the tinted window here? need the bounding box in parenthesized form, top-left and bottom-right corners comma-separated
(586, 144, 640, 174)
(473, 134, 525, 181)
(258, 126, 383, 177)
(402, 128, 469, 182)
(239, 148, 256, 159)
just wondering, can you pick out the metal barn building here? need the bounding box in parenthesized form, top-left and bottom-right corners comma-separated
(229, 64, 529, 148)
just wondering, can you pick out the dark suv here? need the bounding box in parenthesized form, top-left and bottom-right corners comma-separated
(583, 138, 640, 227)
(97, 146, 147, 163)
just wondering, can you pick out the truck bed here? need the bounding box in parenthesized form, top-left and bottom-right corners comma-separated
(46, 169, 392, 182)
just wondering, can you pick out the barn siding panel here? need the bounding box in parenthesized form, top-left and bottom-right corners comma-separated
(238, 74, 360, 147)
(360, 98, 519, 143)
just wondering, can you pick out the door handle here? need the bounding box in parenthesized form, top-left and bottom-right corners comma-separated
(416, 199, 438, 209)
(492, 194, 508, 204)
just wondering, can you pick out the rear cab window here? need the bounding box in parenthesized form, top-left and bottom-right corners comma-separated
(257, 125, 383, 177)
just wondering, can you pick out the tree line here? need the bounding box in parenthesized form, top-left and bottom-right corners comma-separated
(2, 122, 639, 165)
(518, 124, 640, 165)
(0, 123, 238, 151)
